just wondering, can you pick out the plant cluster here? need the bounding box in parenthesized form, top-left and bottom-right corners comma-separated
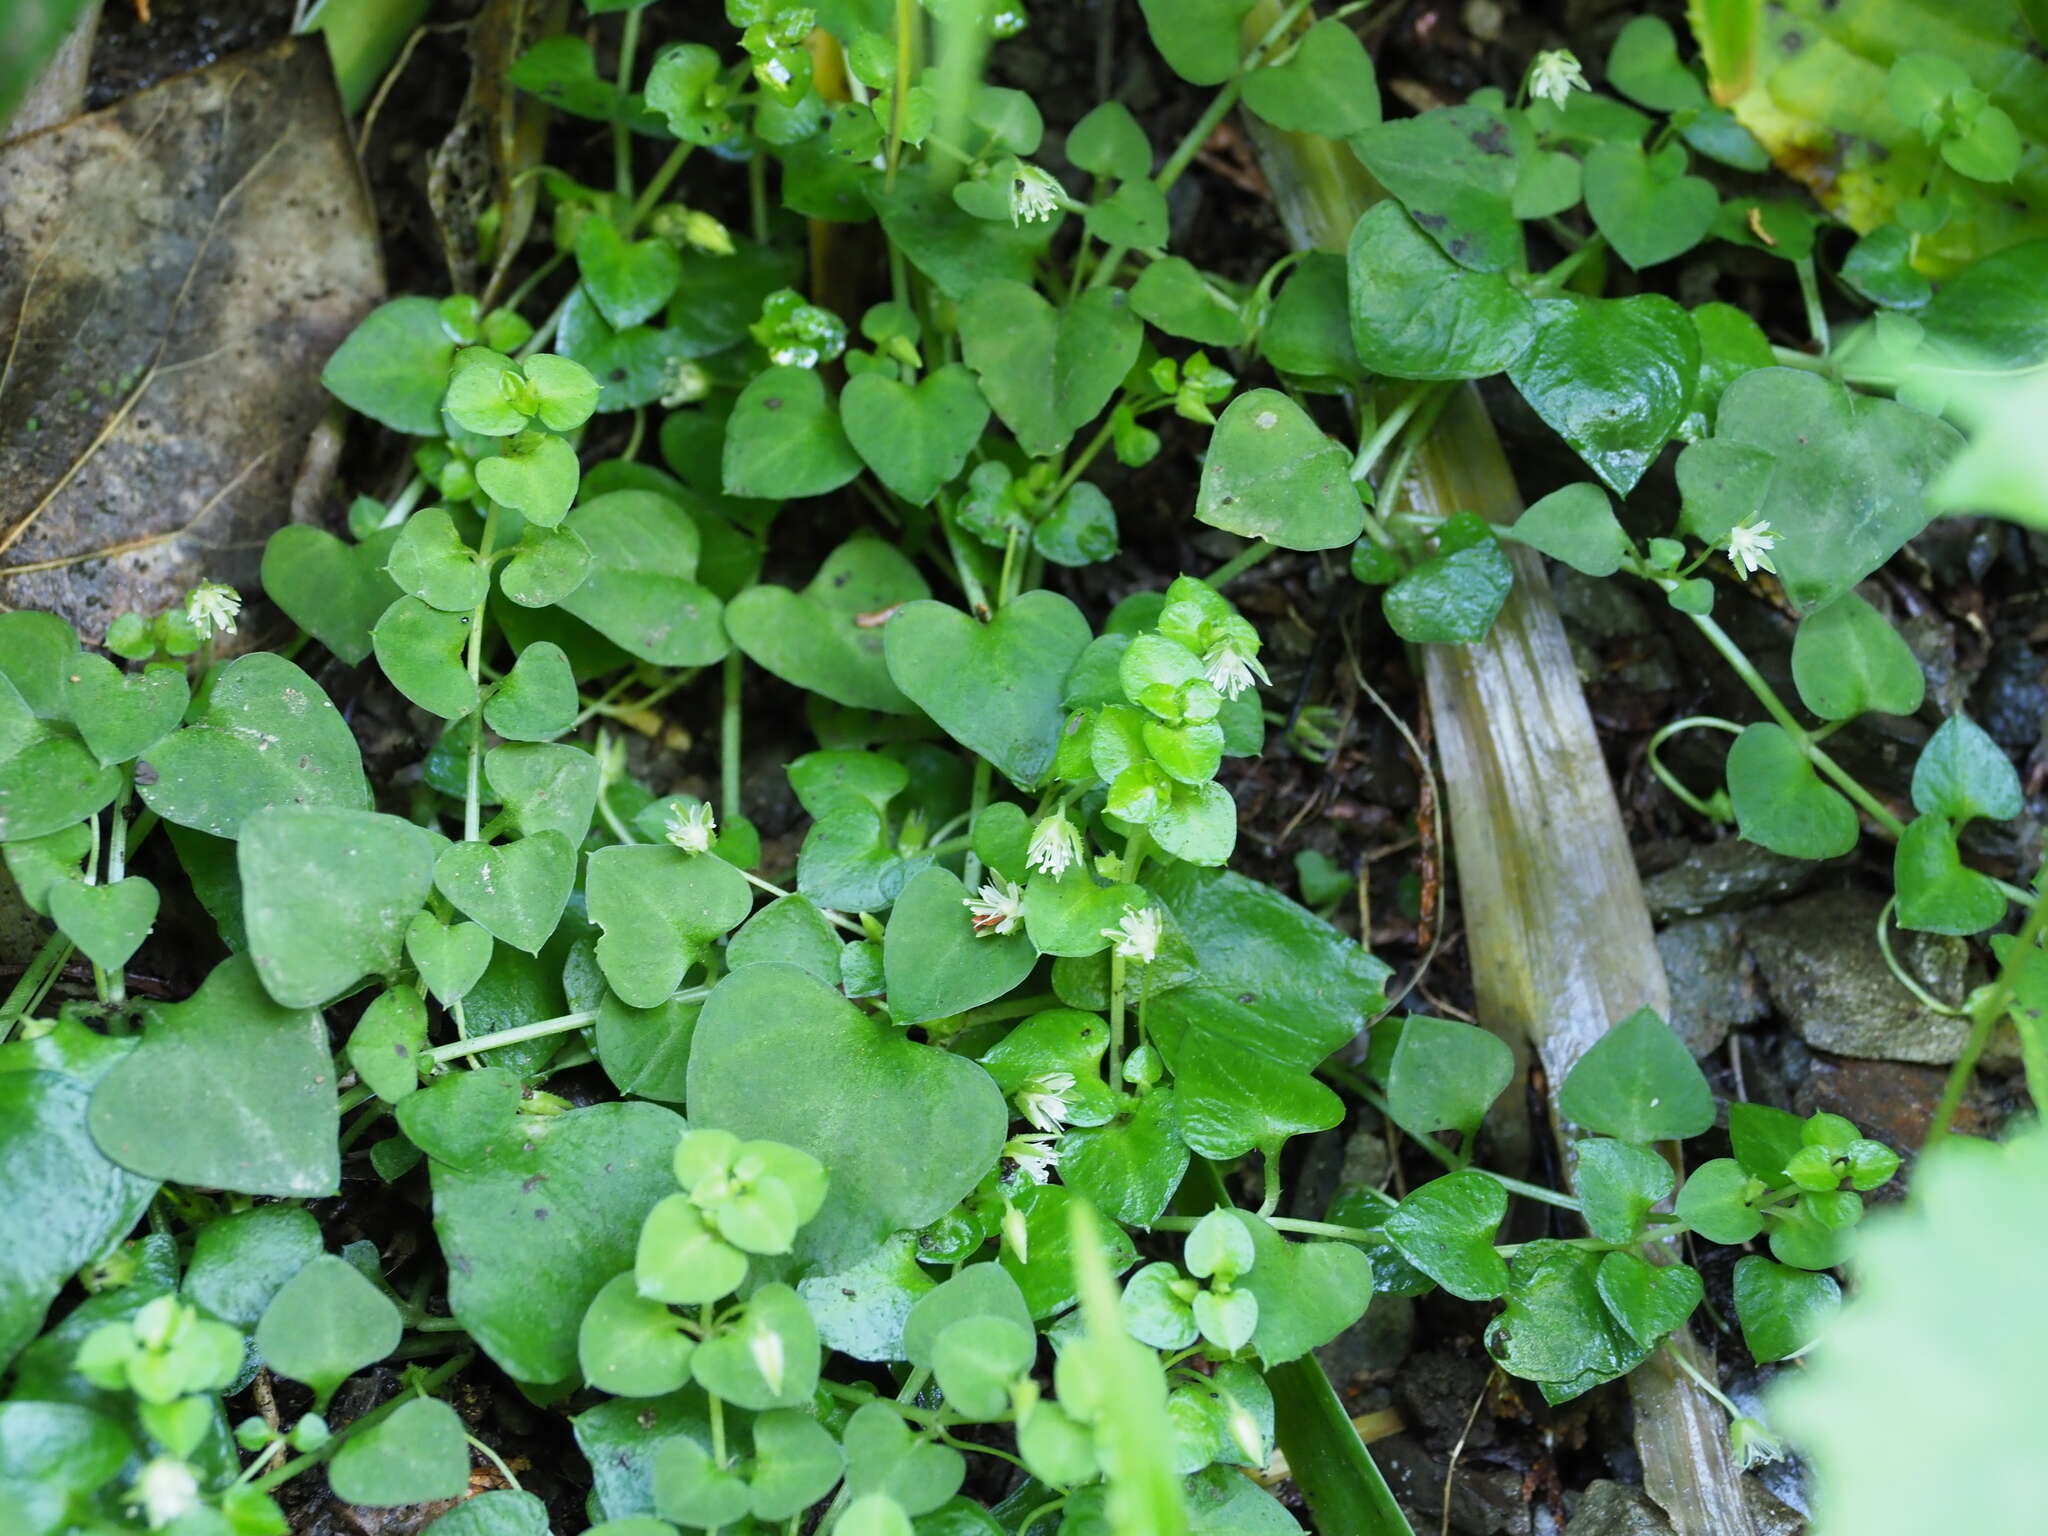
(3, 1, 2045, 1533)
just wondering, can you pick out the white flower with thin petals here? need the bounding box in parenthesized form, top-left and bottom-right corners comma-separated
(1016, 1071, 1076, 1133)
(1004, 1133, 1060, 1183)
(664, 802, 717, 855)
(964, 878, 1025, 936)
(185, 581, 241, 639)
(1202, 638, 1271, 700)
(1528, 49, 1588, 109)
(134, 1459, 200, 1530)
(1725, 519, 1779, 579)
(1103, 904, 1163, 965)
(1729, 1417, 1785, 1472)
(1009, 163, 1062, 226)
(1027, 809, 1084, 879)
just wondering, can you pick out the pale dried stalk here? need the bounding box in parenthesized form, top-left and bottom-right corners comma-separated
(1238, 8, 1758, 1530)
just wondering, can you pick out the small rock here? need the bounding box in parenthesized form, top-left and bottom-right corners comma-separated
(1657, 914, 1767, 1056)
(1970, 637, 2048, 752)
(1748, 890, 1976, 1063)
(1565, 1482, 1669, 1536)
(1792, 1048, 1994, 1153)
(1373, 1432, 1532, 1535)
(1641, 841, 1818, 921)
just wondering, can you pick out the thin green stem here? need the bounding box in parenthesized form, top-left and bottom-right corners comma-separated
(1207, 539, 1278, 590)
(1646, 715, 1742, 822)
(1350, 382, 1434, 481)
(1045, 411, 1120, 505)
(0, 932, 73, 1042)
(1107, 950, 1128, 1084)
(425, 1010, 601, 1065)
(721, 651, 744, 825)
(739, 868, 868, 935)
(613, 6, 642, 202)
(1794, 256, 1831, 356)
(962, 757, 992, 890)
(1929, 879, 2048, 1146)
(463, 507, 500, 844)
(628, 142, 695, 232)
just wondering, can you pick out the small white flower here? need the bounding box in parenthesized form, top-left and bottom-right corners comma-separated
(1027, 808, 1084, 879)
(964, 878, 1025, 936)
(1016, 1071, 1076, 1133)
(1009, 163, 1062, 226)
(1729, 1416, 1785, 1472)
(1528, 49, 1589, 109)
(1725, 519, 1779, 579)
(133, 1458, 200, 1530)
(1004, 1133, 1060, 1183)
(664, 802, 717, 855)
(185, 581, 241, 639)
(1103, 904, 1163, 965)
(1202, 638, 1271, 700)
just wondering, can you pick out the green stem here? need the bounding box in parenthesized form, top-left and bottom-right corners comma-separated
(1350, 382, 1435, 481)
(463, 507, 500, 844)
(0, 932, 74, 1042)
(1645, 715, 1742, 823)
(721, 650, 743, 825)
(1794, 256, 1831, 356)
(1207, 539, 1278, 590)
(628, 141, 695, 233)
(1107, 950, 1128, 1085)
(425, 1010, 601, 1065)
(1928, 881, 2048, 1146)
(613, 6, 642, 202)
(962, 757, 992, 890)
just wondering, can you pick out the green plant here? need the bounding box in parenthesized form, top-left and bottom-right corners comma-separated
(4, 1, 2046, 1532)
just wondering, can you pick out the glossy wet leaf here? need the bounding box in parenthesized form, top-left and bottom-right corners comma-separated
(1485, 1239, 1650, 1402)
(1346, 202, 1535, 380)
(1196, 389, 1362, 552)
(255, 1255, 402, 1405)
(1384, 1014, 1514, 1145)
(138, 654, 368, 839)
(1676, 368, 1961, 613)
(586, 844, 752, 1006)
(722, 365, 864, 499)
(688, 964, 1007, 1269)
(726, 536, 929, 713)
(1058, 1092, 1189, 1227)
(1556, 1006, 1714, 1143)
(1350, 104, 1521, 272)
(1725, 722, 1859, 860)
(435, 1101, 684, 1385)
(1383, 511, 1514, 644)
(884, 866, 1037, 1025)
(328, 1396, 468, 1506)
(240, 806, 437, 1006)
(47, 876, 158, 973)
(62, 655, 187, 767)
(958, 282, 1141, 458)
(1583, 140, 1718, 269)
(555, 490, 727, 666)
(1675, 1157, 1763, 1244)
(884, 592, 1092, 788)
(797, 1234, 935, 1363)
(1507, 295, 1699, 496)
(1594, 1251, 1702, 1349)
(1242, 17, 1379, 135)
(1383, 1170, 1508, 1300)
(373, 596, 478, 719)
(1507, 482, 1631, 577)
(1733, 1255, 1840, 1362)
(1911, 713, 2021, 823)
(1575, 1137, 1675, 1243)
(1791, 593, 1926, 721)
(1231, 1211, 1373, 1364)
(841, 363, 990, 506)
(90, 956, 339, 1197)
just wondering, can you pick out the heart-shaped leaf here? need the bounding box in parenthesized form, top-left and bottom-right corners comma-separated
(1677, 369, 1961, 613)
(1575, 1137, 1676, 1244)
(1232, 1211, 1373, 1364)
(651, 1436, 750, 1530)
(485, 643, 578, 742)
(1350, 104, 1521, 272)
(1384, 1014, 1515, 1145)
(725, 537, 929, 713)
(436, 832, 578, 956)
(346, 985, 428, 1103)
(1583, 140, 1718, 270)
(1507, 296, 1700, 496)
(405, 914, 493, 1007)
(386, 507, 487, 612)
(372, 596, 478, 720)
(89, 956, 339, 1197)
(688, 963, 1007, 1268)
(722, 366, 864, 499)
(558, 285, 703, 413)
(499, 524, 592, 608)
(320, 297, 457, 436)
(842, 1401, 966, 1515)
(1791, 594, 1926, 722)
(260, 525, 403, 667)
(883, 592, 1092, 788)
(1242, 17, 1380, 135)
(1725, 722, 1859, 860)
(139, 654, 369, 839)
(1057, 1092, 1189, 1227)
(255, 1254, 404, 1405)
(840, 364, 990, 507)
(486, 742, 599, 842)
(1485, 1239, 1650, 1401)
(1594, 1251, 1702, 1349)
(691, 1284, 819, 1410)
(1732, 1254, 1840, 1363)
(1676, 1157, 1765, 1244)
(586, 844, 753, 1006)
(240, 806, 438, 1007)
(578, 1271, 694, 1398)
(0, 685, 119, 842)
(397, 1067, 522, 1168)
(435, 1100, 684, 1384)
(958, 282, 1141, 457)
(48, 877, 159, 973)
(62, 656, 188, 767)
(1383, 1170, 1509, 1300)
(884, 867, 1037, 1025)
(576, 215, 683, 331)
(555, 491, 727, 666)
(1196, 389, 1363, 551)
(477, 433, 582, 527)
(1912, 713, 2022, 823)
(1508, 482, 1632, 578)
(1557, 1006, 1715, 1142)
(1346, 202, 1536, 380)
(328, 1397, 468, 1506)
(1894, 814, 2008, 935)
